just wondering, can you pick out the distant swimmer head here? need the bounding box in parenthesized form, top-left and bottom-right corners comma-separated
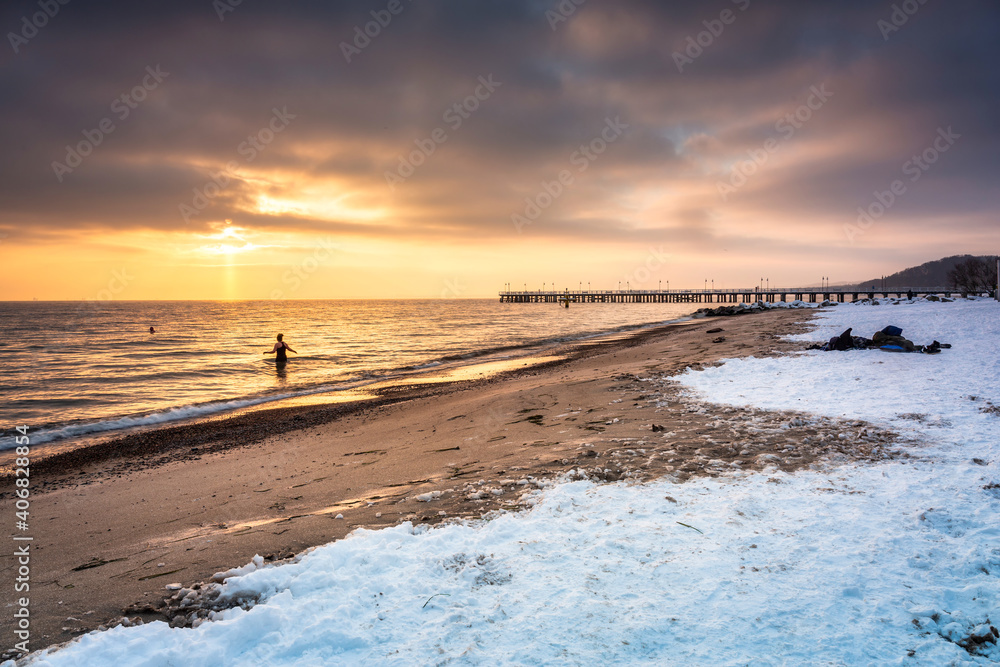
(149, 326, 156, 334)
(276, 333, 283, 341)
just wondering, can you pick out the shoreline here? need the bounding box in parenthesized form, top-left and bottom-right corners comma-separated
(1, 307, 909, 657)
(0, 317, 698, 484)
(0, 313, 693, 462)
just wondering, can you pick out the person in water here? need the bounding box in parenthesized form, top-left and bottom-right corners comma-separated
(149, 326, 156, 334)
(264, 333, 297, 362)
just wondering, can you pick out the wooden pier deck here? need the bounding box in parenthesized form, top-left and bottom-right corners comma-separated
(499, 287, 963, 304)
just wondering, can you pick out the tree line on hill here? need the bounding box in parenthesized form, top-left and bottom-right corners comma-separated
(838, 254, 997, 296)
(947, 256, 998, 296)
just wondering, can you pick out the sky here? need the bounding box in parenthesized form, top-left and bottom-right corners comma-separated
(0, 0, 997, 300)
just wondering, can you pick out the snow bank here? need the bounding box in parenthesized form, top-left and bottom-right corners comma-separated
(678, 297, 1000, 663)
(682, 297, 1000, 461)
(14, 299, 1000, 666)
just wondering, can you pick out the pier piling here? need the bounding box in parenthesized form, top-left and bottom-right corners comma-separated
(498, 287, 962, 304)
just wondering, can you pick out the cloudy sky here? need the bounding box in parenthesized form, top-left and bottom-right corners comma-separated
(1, 0, 997, 299)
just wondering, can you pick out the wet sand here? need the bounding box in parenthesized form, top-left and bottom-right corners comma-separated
(0, 309, 907, 656)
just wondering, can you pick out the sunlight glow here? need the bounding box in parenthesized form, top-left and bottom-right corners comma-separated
(254, 195, 308, 217)
(252, 191, 386, 223)
(197, 223, 258, 255)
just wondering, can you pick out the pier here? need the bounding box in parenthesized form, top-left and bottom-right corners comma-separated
(498, 287, 963, 304)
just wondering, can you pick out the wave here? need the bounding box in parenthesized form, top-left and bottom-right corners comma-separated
(407, 361, 443, 370)
(1, 310, 697, 451)
(0, 384, 351, 450)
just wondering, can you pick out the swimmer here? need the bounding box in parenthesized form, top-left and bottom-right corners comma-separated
(264, 333, 297, 362)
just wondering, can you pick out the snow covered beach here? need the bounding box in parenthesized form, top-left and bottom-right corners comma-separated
(9, 299, 1000, 665)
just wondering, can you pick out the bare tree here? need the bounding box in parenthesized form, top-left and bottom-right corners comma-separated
(947, 256, 998, 296)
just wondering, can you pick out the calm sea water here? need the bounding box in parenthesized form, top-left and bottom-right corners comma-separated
(0, 299, 697, 451)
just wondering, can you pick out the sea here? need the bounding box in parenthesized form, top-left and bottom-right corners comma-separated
(0, 299, 698, 455)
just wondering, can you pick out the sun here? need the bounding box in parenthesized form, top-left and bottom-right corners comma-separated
(197, 221, 258, 255)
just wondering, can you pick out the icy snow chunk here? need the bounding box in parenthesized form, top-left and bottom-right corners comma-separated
(908, 606, 939, 619)
(940, 621, 966, 642)
(415, 491, 443, 502)
(212, 554, 265, 583)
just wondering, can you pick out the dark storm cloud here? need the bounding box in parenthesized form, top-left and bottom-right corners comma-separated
(0, 0, 997, 247)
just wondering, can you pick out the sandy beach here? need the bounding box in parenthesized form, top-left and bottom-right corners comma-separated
(0, 308, 909, 653)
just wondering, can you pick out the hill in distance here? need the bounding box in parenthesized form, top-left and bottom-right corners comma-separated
(837, 254, 998, 290)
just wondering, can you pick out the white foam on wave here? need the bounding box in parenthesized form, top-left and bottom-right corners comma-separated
(0, 387, 339, 450)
